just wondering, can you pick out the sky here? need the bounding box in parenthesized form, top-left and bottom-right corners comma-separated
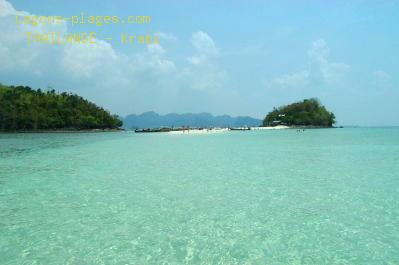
(0, 0, 398, 126)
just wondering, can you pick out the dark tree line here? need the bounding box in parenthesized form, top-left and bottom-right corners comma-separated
(263, 98, 336, 127)
(0, 84, 122, 131)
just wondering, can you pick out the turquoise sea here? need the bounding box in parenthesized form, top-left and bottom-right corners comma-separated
(1, 128, 399, 264)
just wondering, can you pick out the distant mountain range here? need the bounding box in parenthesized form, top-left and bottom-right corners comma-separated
(123, 111, 262, 129)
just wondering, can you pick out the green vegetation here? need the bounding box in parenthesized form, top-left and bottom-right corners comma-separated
(263, 98, 336, 127)
(0, 84, 122, 131)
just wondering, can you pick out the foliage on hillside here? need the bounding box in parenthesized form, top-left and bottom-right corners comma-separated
(263, 98, 335, 127)
(0, 84, 122, 131)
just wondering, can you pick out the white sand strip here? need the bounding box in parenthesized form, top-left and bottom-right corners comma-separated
(168, 128, 229, 134)
(251, 125, 290, 130)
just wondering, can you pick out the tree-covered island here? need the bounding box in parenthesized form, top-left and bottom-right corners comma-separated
(0, 84, 122, 131)
(263, 98, 336, 127)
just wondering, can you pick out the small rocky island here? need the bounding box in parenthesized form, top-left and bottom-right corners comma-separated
(263, 98, 336, 127)
(0, 84, 122, 131)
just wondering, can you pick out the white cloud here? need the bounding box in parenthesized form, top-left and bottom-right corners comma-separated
(266, 71, 309, 88)
(179, 65, 227, 92)
(155, 32, 177, 42)
(181, 31, 227, 92)
(308, 39, 350, 85)
(266, 38, 350, 89)
(0, 0, 234, 116)
(0, 0, 175, 78)
(187, 55, 202, 65)
(61, 40, 118, 79)
(0, 0, 23, 16)
(147, 43, 166, 55)
(135, 44, 175, 73)
(141, 56, 176, 73)
(307, 39, 330, 61)
(191, 31, 218, 55)
(0, 0, 67, 72)
(186, 32, 218, 67)
(372, 70, 391, 82)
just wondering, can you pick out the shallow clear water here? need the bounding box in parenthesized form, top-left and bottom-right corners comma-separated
(1, 128, 399, 264)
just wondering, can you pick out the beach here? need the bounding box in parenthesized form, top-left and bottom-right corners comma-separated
(165, 126, 290, 134)
(168, 128, 229, 134)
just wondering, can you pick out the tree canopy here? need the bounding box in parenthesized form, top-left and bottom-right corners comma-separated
(263, 98, 336, 127)
(0, 84, 122, 131)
